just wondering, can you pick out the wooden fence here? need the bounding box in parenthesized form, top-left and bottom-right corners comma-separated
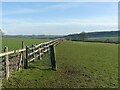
(0, 38, 63, 80)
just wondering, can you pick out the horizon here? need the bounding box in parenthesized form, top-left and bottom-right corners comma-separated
(2, 30, 118, 36)
(1, 2, 118, 35)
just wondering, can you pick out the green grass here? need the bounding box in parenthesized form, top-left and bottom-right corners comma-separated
(2, 40, 118, 88)
(2, 38, 49, 51)
(88, 36, 118, 42)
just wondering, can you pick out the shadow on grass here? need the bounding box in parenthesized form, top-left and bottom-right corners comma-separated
(28, 65, 52, 71)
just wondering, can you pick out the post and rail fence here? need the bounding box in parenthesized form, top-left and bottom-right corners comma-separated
(0, 38, 63, 80)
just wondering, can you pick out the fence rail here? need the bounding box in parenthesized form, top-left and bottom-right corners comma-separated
(0, 38, 63, 80)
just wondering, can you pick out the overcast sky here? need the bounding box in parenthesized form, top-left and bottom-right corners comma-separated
(1, 2, 118, 35)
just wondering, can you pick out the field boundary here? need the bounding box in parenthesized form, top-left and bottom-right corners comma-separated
(0, 38, 63, 80)
(70, 39, 119, 44)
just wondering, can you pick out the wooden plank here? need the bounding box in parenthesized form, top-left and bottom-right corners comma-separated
(4, 47, 9, 80)
(38, 47, 41, 60)
(47, 42, 57, 47)
(28, 43, 42, 50)
(43, 49, 48, 53)
(22, 41, 25, 69)
(28, 55, 39, 63)
(0, 48, 26, 57)
(32, 45, 35, 62)
(28, 49, 40, 56)
(40, 45, 44, 58)
(28, 46, 46, 56)
(28, 58, 35, 63)
(17, 53, 22, 71)
(15, 49, 26, 53)
(0, 50, 14, 57)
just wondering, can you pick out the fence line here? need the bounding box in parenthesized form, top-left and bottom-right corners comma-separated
(0, 38, 63, 80)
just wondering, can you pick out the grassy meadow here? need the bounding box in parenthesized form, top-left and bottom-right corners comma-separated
(2, 38, 49, 51)
(2, 38, 118, 88)
(88, 36, 118, 42)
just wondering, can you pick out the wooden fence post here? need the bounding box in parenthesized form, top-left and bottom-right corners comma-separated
(46, 43, 48, 53)
(49, 45, 57, 71)
(22, 41, 25, 68)
(38, 46, 41, 60)
(24, 46, 28, 69)
(32, 45, 35, 62)
(4, 47, 9, 80)
(17, 53, 22, 71)
(40, 45, 43, 59)
(41, 44, 44, 57)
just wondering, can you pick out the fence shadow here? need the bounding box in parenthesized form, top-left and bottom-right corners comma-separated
(28, 65, 52, 71)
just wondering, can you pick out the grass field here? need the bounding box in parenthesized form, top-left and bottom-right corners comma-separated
(88, 36, 118, 42)
(2, 39, 118, 88)
(2, 38, 49, 51)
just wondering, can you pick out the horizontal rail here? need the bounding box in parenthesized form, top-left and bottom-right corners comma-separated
(0, 38, 62, 57)
(0, 48, 26, 57)
(43, 49, 48, 53)
(28, 49, 39, 56)
(0, 51, 14, 57)
(28, 47, 44, 56)
(28, 40, 57, 50)
(28, 43, 42, 50)
(28, 54, 39, 63)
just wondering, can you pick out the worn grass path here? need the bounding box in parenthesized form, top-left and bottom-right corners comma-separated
(2, 41, 118, 88)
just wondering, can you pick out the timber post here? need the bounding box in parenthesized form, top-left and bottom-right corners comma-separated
(22, 41, 25, 68)
(32, 45, 35, 62)
(4, 47, 9, 80)
(24, 46, 28, 69)
(49, 45, 57, 71)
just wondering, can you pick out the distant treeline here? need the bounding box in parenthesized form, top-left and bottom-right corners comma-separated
(72, 40, 119, 44)
(2, 35, 64, 39)
(2, 30, 120, 44)
(64, 31, 120, 44)
(64, 31, 119, 39)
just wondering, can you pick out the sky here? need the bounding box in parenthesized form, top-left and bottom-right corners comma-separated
(1, 2, 118, 35)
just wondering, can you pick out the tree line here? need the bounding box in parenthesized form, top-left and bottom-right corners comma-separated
(64, 31, 119, 44)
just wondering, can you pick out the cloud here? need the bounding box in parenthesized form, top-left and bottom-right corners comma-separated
(2, 15, 118, 35)
(48, 3, 81, 9)
(2, 2, 117, 35)
(2, 20, 118, 35)
(3, 14, 117, 24)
